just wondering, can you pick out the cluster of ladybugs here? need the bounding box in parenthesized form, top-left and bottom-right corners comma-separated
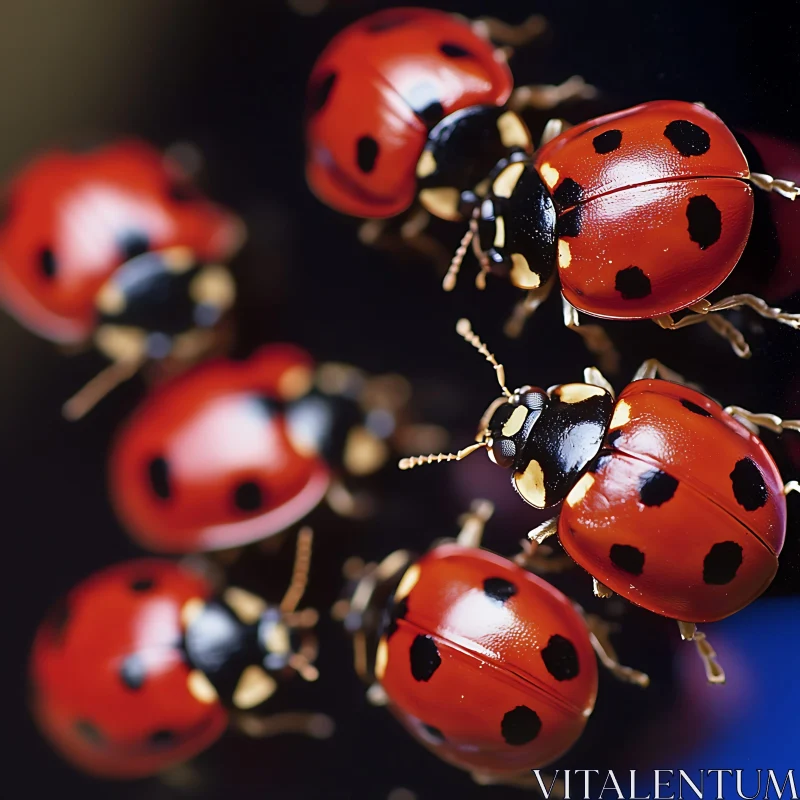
(11, 5, 799, 791)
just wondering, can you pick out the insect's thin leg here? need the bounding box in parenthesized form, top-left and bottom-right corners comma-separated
(455, 499, 495, 548)
(233, 711, 335, 739)
(513, 538, 573, 574)
(504, 278, 555, 338)
(784, 481, 799, 496)
(509, 76, 597, 112)
(326, 478, 374, 519)
(562, 297, 620, 374)
(678, 621, 726, 685)
(748, 172, 800, 200)
(62, 358, 143, 420)
(583, 366, 614, 398)
(470, 14, 548, 47)
(632, 357, 691, 384)
(359, 211, 451, 271)
(584, 613, 650, 687)
(654, 310, 751, 358)
(723, 406, 800, 435)
(540, 118, 571, 146)
(528, 516, 559, 545)
(593, 577, 613, 598)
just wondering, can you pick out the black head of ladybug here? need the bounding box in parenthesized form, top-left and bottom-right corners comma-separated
(93, 246, 235, 365)
(416, 106, 534, 222)
(399, 320, 614, 509)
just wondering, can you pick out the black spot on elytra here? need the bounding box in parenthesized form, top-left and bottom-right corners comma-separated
(483, 577, 518, 604)
(74, 720, 105, 746)
(501, 705, 542, 745)
(364, 11, 415, 32)
(686, 195, 722, 249)
(119, 232, 150, 262)
(308, 72, 337, 113)
(557, 206, 582, 237)
(730, 457, 769, 510)
(681, 398, 712, 417)
(703, 541, 744, 585)
(39, 248, 56, 279)
(409, 634, 441, 682)
(541, 634, 580, 681)
(615, 266, 652, 300)
(553, 178, 583, 212)
(382, 596, 408, 641)
(149, 729, 176, 749)
(234, 481, 263, 512)
(119, 654, 147, 691)
(422, 723, 445, 742)
(593, 129, 623, 154)
(607, 429, 623, 447)
(356, 136, 379, 173)
(638, 469, 679, 506)
(610, 544, 645, 575)
(131, 577, 155, 592)
(664, 120, 711, 156)
(416, 101, 445, 129)
(148, 457, 171, 500)
(439, 42, 472, 58)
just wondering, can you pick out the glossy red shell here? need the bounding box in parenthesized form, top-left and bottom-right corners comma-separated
(305, 7, 512, 218)
(533, 100, 754, 318)
(109, 345, 331, 553)
(380, 544, 597, 775)
(0, 141, 243, 343)
(30, 560, 227, 778)
(559, 379, 786, 623)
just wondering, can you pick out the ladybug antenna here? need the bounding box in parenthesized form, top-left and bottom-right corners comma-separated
(280, 527, 314, 615)
(442, 225, 475, 292)
(62, 358, 144, 421)
(456, 318, 513, 398)
(398, 441, 486, 471)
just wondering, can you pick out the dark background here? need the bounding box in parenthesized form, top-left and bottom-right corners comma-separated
(3, 1, 799, 797)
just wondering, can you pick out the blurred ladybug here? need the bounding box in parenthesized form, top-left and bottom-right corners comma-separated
(333, 500, 647, 789)
(401, 319, 799, 682)
(30, 530, 331, 779)
(305, 8, 593, 242)
(0, 140, 245, 417)
(443, 100, 799, 361)
(110, 343, 429, 553)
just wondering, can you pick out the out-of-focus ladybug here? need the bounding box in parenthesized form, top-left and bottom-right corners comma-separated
(400, 320, 799, 683)
(110, 343, 429, 553)
(305, 7, 593, 248)
(30, 530, 331, 779)
(443, 100, 799, 360)
(333, 500, 647, 789)
(0, 141, 245, 417)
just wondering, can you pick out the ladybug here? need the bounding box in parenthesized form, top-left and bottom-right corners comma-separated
(332, 501, 647, 789)
(445, 100, 800, 355)
(305, 8, 593, 225)
(29, 530, 329, 779)
(0, 140, 245, 417)
(109, 343, 418, 553)
(400, 320, 799, 682)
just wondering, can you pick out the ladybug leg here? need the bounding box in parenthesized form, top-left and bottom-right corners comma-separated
(527, 515, 559, 544)
(470, 14, 548, 47)
(540, 117, 572, 146)
(514, 537, 573, 573)
(504, 279, 556, 338)
(583, 366, 615, 397)
(748, 172, 800, 200)
(583, 614, 650, 687)
(723, 405, 800, 435)
(784, 481, 799, 496)
(632, 358, 693, 385)
(360, 209, 452, 272)
(562, 297, 621, 374)
(593, 577, 613, 598)
(509, 76, 597, 113)
(654, 309, 751, 358)
(326, 477, 375, 519)
(678, 622, 726, 685)
(62, 357, 143, 420)
(233, 710, 335, 740)
(456, 499, 495, 548)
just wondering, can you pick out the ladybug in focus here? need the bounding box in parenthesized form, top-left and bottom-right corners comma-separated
(110, 343, 429, 553)
(333, 500, 648, 790)
(29, 530, 331, 779)
(305, 7, 594, 253)
(0, 141, 245, 418)
(401, 320, 799, 682)
(444, 100, 800, 362)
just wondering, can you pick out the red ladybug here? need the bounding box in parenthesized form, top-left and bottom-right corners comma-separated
(109, 343, 414, 553)
(333, 501, 647, 788)
(400, 320, 799, 682)
(305, 8, 592, 223)
(0, 140, 245, 416)
(446, 100, 799, 355)
(30, 533, 327, 779)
